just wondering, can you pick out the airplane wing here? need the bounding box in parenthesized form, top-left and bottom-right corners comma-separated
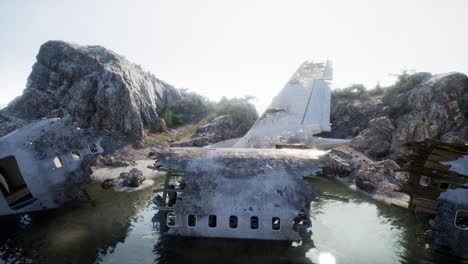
(232, 60, 339, 148)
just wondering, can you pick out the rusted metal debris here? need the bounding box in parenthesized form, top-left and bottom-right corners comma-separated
(400, 139, 468, 214)
(400, 139, 468, 259)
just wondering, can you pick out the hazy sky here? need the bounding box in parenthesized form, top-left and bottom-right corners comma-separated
(1, 0, 467, 112)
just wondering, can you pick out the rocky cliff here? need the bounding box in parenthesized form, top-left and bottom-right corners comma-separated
(0, 41, 181, 138)
(348, 73, 468, 160)
(324, 72, 468, 201)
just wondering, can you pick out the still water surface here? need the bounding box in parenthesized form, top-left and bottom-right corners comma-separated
(0, 178, 447, 264)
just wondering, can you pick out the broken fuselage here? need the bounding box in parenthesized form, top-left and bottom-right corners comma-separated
(153, 147, 325, 241)
(0, 116, 103, 216)
(151, 61, 349, 241)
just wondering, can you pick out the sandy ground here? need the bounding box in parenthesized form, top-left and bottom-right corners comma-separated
(91, 158, 166, 192)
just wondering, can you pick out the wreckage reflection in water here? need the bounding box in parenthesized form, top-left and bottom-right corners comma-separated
(2, 177, 457, 264)
(153, 236, 314, 264)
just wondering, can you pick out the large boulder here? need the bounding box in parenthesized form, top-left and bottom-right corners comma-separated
(324, 98, 386, 139)
(171, 115, 239, 147)
(335, 72, 468, 160)
(383, 73, 468, 159)
(351, 116, 395, 158)
(324, 149, 406, 196)
(1, 41, 181, 138)
(171, 98, 259, 147)
(120, 168, 145, 188)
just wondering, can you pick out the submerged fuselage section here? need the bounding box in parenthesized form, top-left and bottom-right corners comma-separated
(152, 147, 326, 241)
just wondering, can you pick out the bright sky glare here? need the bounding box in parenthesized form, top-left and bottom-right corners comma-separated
(1, 0, 467, 112)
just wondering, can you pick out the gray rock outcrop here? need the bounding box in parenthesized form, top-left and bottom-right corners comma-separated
(101, 168, 145, 189)
(323, 148, 407, 199)
(171, 115, 240, 147)
(120, 168, 144, 188)
(0, 41, 181, 138)
(350, 116, 395, 157)
(171, 99, 258, 147)
(330, 72, 468, 160)
(384, 73, 468, 159)
(325, 98, 386, 139)
(321, 72, 467, 206)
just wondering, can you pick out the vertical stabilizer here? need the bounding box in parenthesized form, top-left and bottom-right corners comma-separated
(232, 61, 333, 148)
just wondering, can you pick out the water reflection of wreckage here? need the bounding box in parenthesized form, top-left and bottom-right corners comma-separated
(150, 61, 350, 241)
(400, 139, 468, 259)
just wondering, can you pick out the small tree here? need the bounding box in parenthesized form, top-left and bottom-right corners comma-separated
(331, 84, 368, 100)
(368, 82, 384, 97)
(161, 109, 184, 128)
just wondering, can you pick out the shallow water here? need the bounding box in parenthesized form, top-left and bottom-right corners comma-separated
(0, 177, 452, 264)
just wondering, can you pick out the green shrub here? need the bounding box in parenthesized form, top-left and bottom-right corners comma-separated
(331, 84, 369, 100)
(161, 109, 184, 128)
(384, 70, 429, 96)
(215, 96, 258, 135)
(368, 82, 385, 97)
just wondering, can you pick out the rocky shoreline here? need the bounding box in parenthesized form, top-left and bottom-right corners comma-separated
(1, 40, 467, 206)
(318, 72, 468, 206)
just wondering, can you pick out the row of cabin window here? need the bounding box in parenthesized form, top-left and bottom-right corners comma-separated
(419, 175, 451, 190)
(52, 144, 99, 168)
(167, 214, 281, 230)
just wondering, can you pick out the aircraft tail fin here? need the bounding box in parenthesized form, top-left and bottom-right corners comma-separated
(232, 60, 334, 148)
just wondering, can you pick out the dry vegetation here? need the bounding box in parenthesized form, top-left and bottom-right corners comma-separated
(331, 71, 425, 101)
(146, 118, 210, 148)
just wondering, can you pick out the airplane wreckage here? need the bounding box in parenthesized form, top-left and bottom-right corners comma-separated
(400, 140, 468, 259)
(0, 60, 349, 241)
(150, 60, 351, 241)
(0, 60, 466, 256)
(0, 116, 103, 215)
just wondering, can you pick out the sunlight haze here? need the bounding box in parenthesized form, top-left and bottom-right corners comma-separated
(1, 0, 467, 113)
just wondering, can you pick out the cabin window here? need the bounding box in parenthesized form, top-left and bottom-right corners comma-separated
(188, 214, 196, 227)
(439, 183, 449, 190)
(167, 212, 176, 227)
(251, 216, 259, 230)
(455, 210, 468, 230)
(229, 215, 238, 229)
(419, 175, 430, 187)
(71, 151, 81, 160)
(208, 215, 217, 228)
(272, 217, 281, 230)
(53, 156, 63, 168)
(0, 156, 34, 210)
(88, 143, 99, 154)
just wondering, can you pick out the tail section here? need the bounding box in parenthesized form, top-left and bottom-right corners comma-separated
(232, 60, 337, 148)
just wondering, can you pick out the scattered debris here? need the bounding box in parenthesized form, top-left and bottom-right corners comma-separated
(101, 178, 119, 190)
(96, 155, 130, 167)
(120, 168, 145, 188)
(401, 139, 468, 259)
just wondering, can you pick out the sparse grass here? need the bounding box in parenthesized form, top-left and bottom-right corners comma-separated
(145, 118, 210, 148)
(146, 132, 172, 148)
(331, 71, 425, 101)
(331, 84, 386, 101)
